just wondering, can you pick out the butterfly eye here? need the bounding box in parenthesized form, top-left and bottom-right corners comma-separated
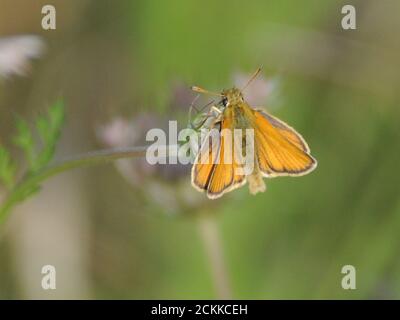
(221, 97, 228, 107)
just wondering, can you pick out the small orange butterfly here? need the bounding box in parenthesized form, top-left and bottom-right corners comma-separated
(190, 68, 317, 199)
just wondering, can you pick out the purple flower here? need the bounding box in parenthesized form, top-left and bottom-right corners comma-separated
(233, 72, 279, 107)
(97, 98, 212, 214)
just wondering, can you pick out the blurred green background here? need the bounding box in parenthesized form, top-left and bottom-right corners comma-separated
(1, 0, 400, 299)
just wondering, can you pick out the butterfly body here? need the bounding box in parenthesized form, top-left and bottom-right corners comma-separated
(191, 76, 317, 199)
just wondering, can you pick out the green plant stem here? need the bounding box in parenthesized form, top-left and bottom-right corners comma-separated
(0, 146, 148, 224)
(197, 213, 232, 299)
(0, 144, 234, 299)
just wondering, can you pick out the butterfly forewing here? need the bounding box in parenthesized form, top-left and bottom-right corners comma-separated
(191, 108, 245, 199)
(191, 124, 221, 191)
(252, 108, 317, 176)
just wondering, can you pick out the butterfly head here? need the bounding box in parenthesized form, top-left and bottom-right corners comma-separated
(191, 67, 261, 107)
(221, 88, 244, 107)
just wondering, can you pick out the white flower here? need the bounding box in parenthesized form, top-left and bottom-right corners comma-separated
(0, 35, 45, 78)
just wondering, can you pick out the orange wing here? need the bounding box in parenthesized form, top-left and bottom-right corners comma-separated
(256, 109, 310, 152)
(191, 110, 245, 199)
(191, 123, 221, 191)
(251, 108, 317, 176)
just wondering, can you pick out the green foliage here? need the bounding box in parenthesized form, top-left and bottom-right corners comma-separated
(13, 117, 35, 170)
(0, 99, 65, 219)
(12, 99, 65, 176)
(0, 147, 16, 189)
(33, 99, 65, 172)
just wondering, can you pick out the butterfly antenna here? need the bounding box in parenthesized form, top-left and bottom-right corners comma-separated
(188, 94, 200, 125)
(191, 86, 223, 97)
(241, 67, 262, 92)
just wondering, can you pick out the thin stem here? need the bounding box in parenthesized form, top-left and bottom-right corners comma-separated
(0, 144, 234, 299)
(0, 146, 148, 224)
(197, 213, 232, 299)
